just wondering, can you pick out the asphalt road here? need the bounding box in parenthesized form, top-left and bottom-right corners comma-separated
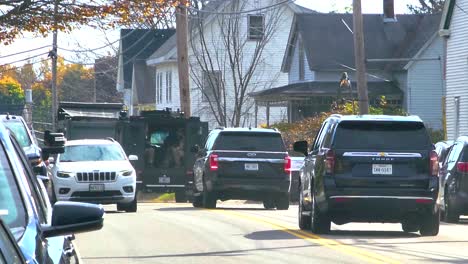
(75, 202, 468, 264)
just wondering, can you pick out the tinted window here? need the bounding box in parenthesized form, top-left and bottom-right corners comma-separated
(333, 121, 431, 150)
(3, 122, 31, 148)
(461, 146, 468, 162)
(213, 132, 286, 152)
(0, 144, 27, 230)
(60, 144, 126, 162)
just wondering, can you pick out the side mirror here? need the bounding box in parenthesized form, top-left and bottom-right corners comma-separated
(41, 201, 104, 238)
(293, 141, 308, 156)
(190, 145, 200, 153)
(48, 157, 55, 164)
(128, 155, 138, 161)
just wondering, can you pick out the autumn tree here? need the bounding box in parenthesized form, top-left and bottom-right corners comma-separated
(408, 0, 445, 14)
(0, 76, 25, 105)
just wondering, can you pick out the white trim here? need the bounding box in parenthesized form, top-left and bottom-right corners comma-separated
(404, 32, 439, 70)
(330, 196, 433, 200)
(342, 152, 422, 158)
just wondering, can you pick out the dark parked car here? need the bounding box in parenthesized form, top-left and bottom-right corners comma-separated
(439, 136, 468, 223)
(1, 114, 47, 176)
(192, 128, 291, 209)
(294, 115, 440, 236)
(0, 122, 104, 263)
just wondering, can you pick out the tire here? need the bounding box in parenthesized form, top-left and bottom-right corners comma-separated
(175, 190, 187, 203)
(298, 189, 311, 230)
(192, 194, 203, 208)
(444, 193, 459, 223)
(420, 209, 440, 236)
(275, 193, 290, 210)
(310, 195, 330, 234)
(263, 198, 275, 209)
(117, 203, 125, 211)
(401, 222, 419, 233)
(125, 197, 138, 213)
(202, 180, 217, 209)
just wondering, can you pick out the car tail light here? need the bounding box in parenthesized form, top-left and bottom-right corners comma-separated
(325, 149, 335, 174)
(284, 156, 292, 173)
(209, 154, 218, 171)
(430, 150, 439, 176)
(457, 162, 468, 173)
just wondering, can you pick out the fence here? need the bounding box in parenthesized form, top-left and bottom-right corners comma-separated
(32, 121, 53, 147)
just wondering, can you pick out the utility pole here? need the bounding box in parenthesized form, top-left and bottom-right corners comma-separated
(352, 0, 369, 114)
(51, 0, 59, 131)
(176, 0, 191, 117)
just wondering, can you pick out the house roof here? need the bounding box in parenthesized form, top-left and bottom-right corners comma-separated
(250, 81, 402, 102)
(132, 61, 156, 105)
(146, 2, 314, 65)
(120, 29, 175, 89)
(283, 13, 441, 72)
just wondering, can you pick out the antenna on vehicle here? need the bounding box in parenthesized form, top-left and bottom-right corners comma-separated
(5, 113, 10, 120)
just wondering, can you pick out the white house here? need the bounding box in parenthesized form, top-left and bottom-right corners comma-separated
(146, 0, 313, 128)
(440, 0, 468, 140)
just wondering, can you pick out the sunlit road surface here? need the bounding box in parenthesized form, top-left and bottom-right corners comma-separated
(75, 202, 468, 264)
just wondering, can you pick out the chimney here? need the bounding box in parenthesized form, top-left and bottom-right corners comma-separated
(383, 0, 396, 22)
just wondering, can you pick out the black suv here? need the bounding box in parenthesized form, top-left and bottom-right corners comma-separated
(294, 115, 439, 236)
(192, 128, 291, 209)
(439, 136, 468, 223)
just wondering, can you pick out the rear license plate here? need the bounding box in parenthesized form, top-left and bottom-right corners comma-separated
(89, 184, 105, 192)
(245, 163, 259, 171)
(372, 164, 392, 175)
(159, 177, 170, 184)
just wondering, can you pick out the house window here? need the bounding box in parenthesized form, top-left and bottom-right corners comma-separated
(202, 71, 221, 102)
(165, 71, 172, 103)
(248, 15, 264, 40)
(156, 72, 163, 104)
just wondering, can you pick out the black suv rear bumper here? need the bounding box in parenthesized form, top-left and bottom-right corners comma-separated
(211, 177, 290, 200)
(320, 179, 438, 223)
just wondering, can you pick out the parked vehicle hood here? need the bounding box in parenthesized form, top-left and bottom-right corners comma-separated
(56, 161, 134, 172)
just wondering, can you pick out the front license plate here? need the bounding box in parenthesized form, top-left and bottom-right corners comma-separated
(159, 177, 170, 184)
(245, 163, 259, 171)
(372, 164, 392, 175)
(89, 184, 105, 192)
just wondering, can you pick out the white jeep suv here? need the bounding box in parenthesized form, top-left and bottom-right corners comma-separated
(51, 138, 138, 212)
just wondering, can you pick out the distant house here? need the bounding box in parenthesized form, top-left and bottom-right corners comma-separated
(116, 29, 175, 114)
(440, 0, 468, 140)
(94, 56, 120, 103)
(251, 2, 443, 129)
(146, 0, 313, 128)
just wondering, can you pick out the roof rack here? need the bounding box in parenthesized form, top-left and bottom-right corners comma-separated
(330, 114, 342, 118)
(105, 137, 116, 142)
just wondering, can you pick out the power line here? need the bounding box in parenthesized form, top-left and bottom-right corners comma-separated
(0, 58, 49, 74)
(186, 0, 294, 15)
(57, 29, 138, 53)
(0, 52, 50, 68)
(455, 2, 468, 16)
(0, 45, 51, 59)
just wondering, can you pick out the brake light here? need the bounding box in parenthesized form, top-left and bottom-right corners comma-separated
(457, 162, 468, 173)
(430, 150, 439, 176)
(325, 149, 335, 174)
(284, 156, 291, 173)
(209, 154, 218, 171)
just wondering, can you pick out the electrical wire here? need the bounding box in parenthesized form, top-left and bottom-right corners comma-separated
(0, 45, 51, 59)
(0, 58, 49, 74)
(0, 52, 50, 68)
(186, 0, 295, 15)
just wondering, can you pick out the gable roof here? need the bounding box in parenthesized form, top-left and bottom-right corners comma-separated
(120, 29, 175, 89)
(282, 13, 441, 72)
(146, 2, 314, 65)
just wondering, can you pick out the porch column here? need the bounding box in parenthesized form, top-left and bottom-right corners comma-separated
(266, 101, 270, 127)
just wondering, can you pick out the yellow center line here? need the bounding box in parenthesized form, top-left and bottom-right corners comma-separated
(210, 209, 401, 264)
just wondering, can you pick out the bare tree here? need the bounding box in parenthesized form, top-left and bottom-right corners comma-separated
(408, 0, 445, 14)
(189, 0, 286, 127)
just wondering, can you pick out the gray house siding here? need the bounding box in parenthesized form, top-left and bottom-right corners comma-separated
(407, 37, 444, 130)
(446, 1, 468, 140)
(289, 36, 315, 84)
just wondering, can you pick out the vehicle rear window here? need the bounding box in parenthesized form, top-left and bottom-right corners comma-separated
(213, 132, 286, 152)
(461, 147, 468, 162)
(333, 121, 431, 150)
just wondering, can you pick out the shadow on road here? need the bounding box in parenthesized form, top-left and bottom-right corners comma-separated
(155, 206, 269, 211)
(81, 244, 315, 260)
(244, 230, 301, 240)
(327, 230, 420, 239)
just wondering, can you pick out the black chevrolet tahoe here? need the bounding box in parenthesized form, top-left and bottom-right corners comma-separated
(192, 128, 291, 209)
(294, 115, 439, 236)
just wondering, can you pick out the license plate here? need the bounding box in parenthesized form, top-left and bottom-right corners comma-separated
(245, 163, 259, 171)
(372, 164, 392, 175)
(159, 177, 170, 184)
(89, 184, 105, 192)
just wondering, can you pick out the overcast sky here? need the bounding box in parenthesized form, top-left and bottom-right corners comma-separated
(0, 0, 422, 66)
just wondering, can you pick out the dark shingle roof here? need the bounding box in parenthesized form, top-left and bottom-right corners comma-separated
(120, 29, 175, 89)
(294, 13, 441, 71)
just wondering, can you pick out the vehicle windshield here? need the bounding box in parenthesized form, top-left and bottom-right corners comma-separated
(334, 121, 431, 150)
(3, 122, 31, 149)
(59, 144, 126, 162)
(213, 132, 286, 152)
(0, 144, 27, 230)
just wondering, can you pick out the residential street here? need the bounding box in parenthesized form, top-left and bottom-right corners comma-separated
(75, 202, 468, 264)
